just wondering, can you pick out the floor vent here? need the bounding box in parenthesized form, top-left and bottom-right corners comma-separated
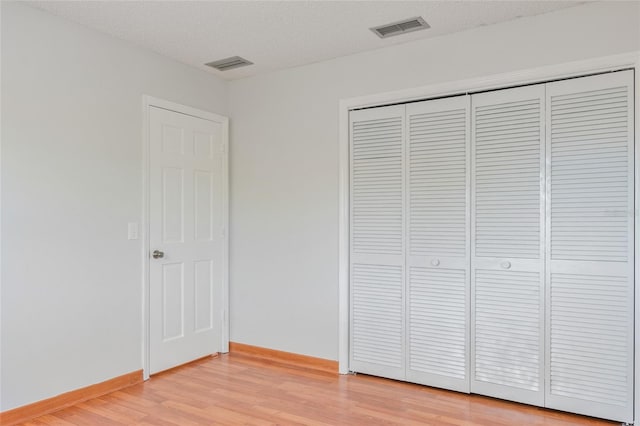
(370, 17, 430, 39)
(205, 56, 253, 71)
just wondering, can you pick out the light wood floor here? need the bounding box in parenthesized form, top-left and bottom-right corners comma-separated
(20, 353, 615, 425)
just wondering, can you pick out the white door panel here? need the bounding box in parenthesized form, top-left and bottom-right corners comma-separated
(149, 106, 225, 374)
(349, 105, 406, 380)
(470, 85, 545, 406)
(405, 96, 470, 393)
(545, 70, 634, 423)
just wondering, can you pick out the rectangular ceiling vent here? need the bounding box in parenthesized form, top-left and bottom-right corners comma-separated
(205, 56, 253, 71)
(370, 16, 430, 39)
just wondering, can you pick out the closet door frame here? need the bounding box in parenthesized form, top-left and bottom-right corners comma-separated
(337, 52, 639, 420)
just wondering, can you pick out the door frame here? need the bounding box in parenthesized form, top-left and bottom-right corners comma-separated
(338, 51, 639, 420)
(141, 96, 229, 380)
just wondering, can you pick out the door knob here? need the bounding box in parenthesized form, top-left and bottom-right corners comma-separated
(501, 261, 511, 269)
(431, 259, 440, 266)
(152, 250, 165, 259)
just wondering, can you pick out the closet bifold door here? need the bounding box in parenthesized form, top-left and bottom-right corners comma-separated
(470, 85, 545, 406)
(405, 96, 470, 393)
(545, 71, 634, 423)
(349, 105, 406, 380)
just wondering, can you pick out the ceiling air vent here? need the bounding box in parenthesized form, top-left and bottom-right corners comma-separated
(370, 16, 430, 39)
(205, 56, 253, 71)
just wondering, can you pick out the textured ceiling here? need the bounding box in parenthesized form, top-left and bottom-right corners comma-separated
(28, 1, 583, 80)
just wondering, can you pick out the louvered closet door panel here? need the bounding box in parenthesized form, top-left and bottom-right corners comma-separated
(405, 96, 470, 393)
(470, 85, 545, 406)
(545, 71, 634, 423)
(349, 105, 406, 380)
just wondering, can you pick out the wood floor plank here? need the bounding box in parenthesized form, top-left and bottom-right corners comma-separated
(18, 353, 616, 425)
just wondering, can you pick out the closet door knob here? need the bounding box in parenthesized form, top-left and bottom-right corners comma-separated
(431, 259, 440, 266)
(501, 261, 511, 269)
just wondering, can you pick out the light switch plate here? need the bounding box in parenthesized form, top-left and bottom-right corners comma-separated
(128, 222, 139, 240)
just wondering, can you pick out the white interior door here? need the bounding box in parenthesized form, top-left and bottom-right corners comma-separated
(544, 70, 634, 423)
(405, 96, 470, 393)
(149, 105, 226, 374)
(470, 85, 545, 406)
(349, 105, 406, 380)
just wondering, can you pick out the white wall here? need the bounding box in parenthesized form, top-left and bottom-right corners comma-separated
(0, 2, 227, 411)
(227, 1, 640, 360)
